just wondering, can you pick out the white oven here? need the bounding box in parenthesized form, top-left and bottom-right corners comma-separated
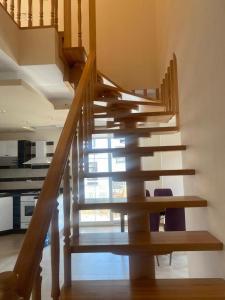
(20, 195, 36, 229)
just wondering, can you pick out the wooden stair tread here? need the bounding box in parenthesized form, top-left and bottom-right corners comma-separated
(70, 231, 223, 254)
(61, 279, 225, 300)
(93, 126, 179, 136)
(94, 111, 173, 119)
(93, 128, 179, 139)
(96, 83, 162, 103)
(77, 196, 207, 212)
(84, 169, 195, 181)
(95, 111, 174, 123)
(95, 98, 164, 107)
(88, 145, 187, 156)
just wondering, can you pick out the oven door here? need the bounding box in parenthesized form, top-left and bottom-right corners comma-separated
(20, 198, 35, 229)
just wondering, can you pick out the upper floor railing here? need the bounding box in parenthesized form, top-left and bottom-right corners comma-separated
(0, 1, 96, 299)
(0, 0, 86, 48)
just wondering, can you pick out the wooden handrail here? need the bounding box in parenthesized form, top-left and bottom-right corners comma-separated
(8, 52, 95, 299)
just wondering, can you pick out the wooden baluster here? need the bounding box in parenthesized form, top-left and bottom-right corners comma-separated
(89, 71, 95, 130)
(162, 79, 166, 110)
(83, 92, 89, 173)
(78, 110, 85, 204)
(51, 200, 60, 300)
(160, 83, 164, 106)
(164, 73, 169, 112)
(51, 0, 55, 26)
(3, 0, 7, 9)
(169, 62, 175, 114)
(54, 0, 58, 29)
(144, 88, 148, 97)
(32, 256, 42, 300)
(167, 67, 172, 112)
(64, 0, 72, 47)
(172, 54, 180, 127)
(72, 132, 79, 237)
(89, 0, 97, 87)
(77, 0, 82, 46)
(17, 0, 21, 26)
(63, 162, 72, 287)
(39, 0, 43, 26)
(28, 0, 32, 27)
(87, 82, 92, 148)
(10, 0, 14, 19)
(156, 88, 160, 101)
(89, 0, 96, 53)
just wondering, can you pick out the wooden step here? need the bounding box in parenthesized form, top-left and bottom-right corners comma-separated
(94, 111, 174, 123)
(84, 169, 195, 181)
(77, 196, 207, 213)
(61, 279, 225, 300)
(93, 126, 179, 137)
(95, 98, 164, 107)
(88, 145, 187, 157)
(95, 83, 162, 104)
(70, 231, 223, 254)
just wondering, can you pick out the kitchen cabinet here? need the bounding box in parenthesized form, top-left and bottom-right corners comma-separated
(0, 141, 18, 157)
(0, 196, 13, 232)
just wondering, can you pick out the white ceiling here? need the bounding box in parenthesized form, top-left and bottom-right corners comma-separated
(0, 50, 72, 132)
(0, 79, 68, 132)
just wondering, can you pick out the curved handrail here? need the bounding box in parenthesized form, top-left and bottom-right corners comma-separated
(10, 52, 95, 298)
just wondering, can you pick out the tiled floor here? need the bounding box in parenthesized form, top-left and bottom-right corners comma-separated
(0, 227, 188, 299)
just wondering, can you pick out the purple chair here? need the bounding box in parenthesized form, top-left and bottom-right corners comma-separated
(154, 188, 186, 265)
(147, 189, 160, 232)
(146, 189, 160, 266)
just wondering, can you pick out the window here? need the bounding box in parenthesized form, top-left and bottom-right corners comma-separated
(80, 136, 127, 225)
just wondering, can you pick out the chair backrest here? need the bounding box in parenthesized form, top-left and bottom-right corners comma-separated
(154, 188, 186, 231)
(147, 189, 160, 232)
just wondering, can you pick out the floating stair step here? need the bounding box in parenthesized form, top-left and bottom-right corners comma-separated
(70, 231, 223, 254)
(87, 145, 187, 157)
(95, 98, 164, 107)
(83, 169, 195, 181)
(95, 83, 161, 103)
(77, 196, 207, 213)
(93, 126, 179, 137)
(95, 111, 174, 123)
(61, 279, 225, 300)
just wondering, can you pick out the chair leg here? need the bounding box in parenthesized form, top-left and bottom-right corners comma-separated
(169, 253, 172, 266)
(120, 213, 125, 232)
(156, 256, 160, 267)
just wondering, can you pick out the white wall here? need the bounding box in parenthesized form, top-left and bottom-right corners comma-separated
(160, 117, 184, 196)
(140, 135, 162, 196)
(0, 197, 13, 231)
(0, 128, 61, 145)
(155, 0, 225, 278)
(70, 0, 158, 90)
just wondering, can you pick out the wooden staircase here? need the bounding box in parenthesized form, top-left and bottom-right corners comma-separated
(60, 57, 225, 298)
(1, 1, 225, 299)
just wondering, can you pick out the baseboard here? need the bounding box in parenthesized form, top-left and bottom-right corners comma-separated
(0, 229, 26, 236)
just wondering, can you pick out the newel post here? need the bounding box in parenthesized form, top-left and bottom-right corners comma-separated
(0, 272, 20, 300)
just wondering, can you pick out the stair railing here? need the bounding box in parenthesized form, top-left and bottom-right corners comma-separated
(0, 0, 58, 28)
(0, 0, 84, 45)
(158, 54, 180, 127)
(0, 0, 96, 299)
